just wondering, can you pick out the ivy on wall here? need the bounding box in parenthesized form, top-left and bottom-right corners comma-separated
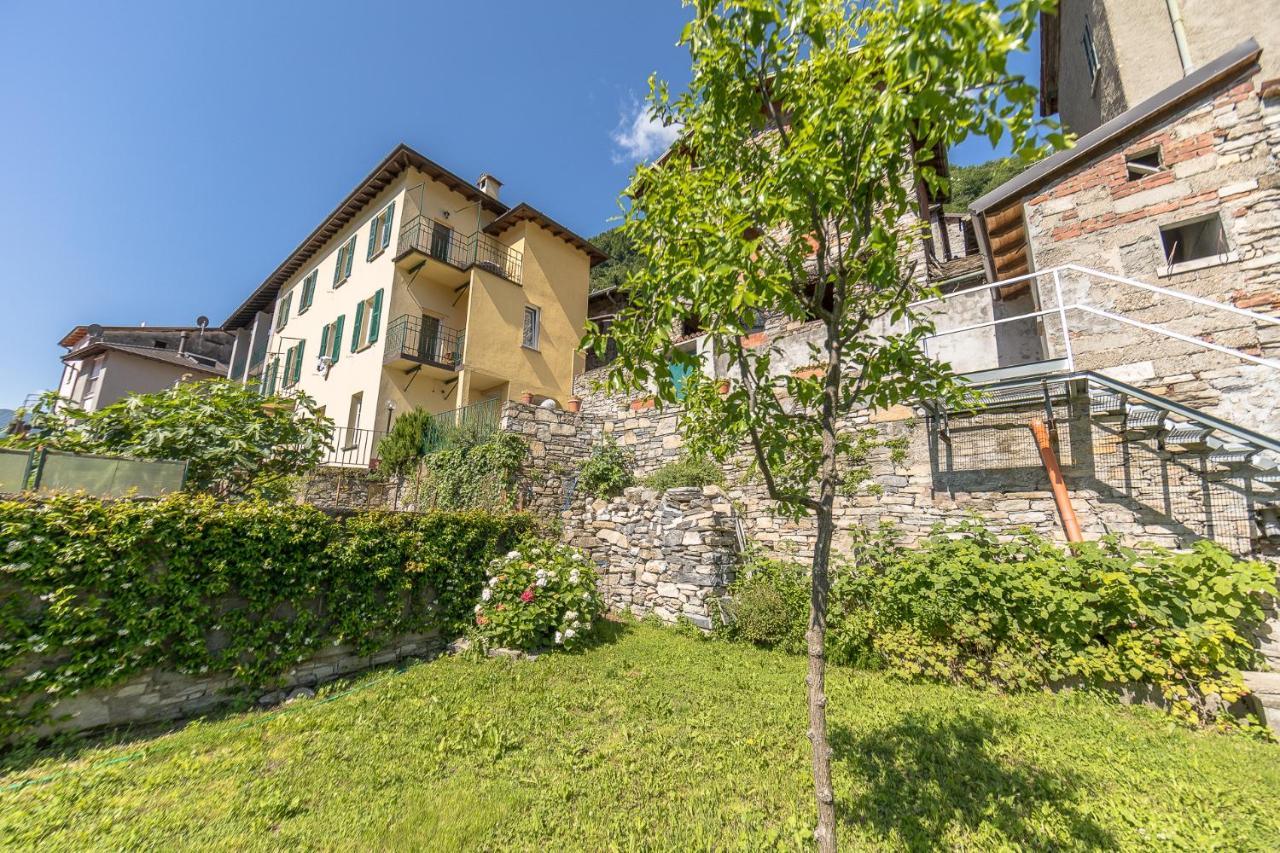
(0, 494, 533, 737)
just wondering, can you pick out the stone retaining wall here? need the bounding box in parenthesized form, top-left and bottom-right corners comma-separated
(560, 485, 740, 629)
(25, 632, 440, 740)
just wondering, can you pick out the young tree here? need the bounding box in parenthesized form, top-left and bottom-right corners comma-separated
(593, 1, 1057, 847)
(7, 380, 332, 498)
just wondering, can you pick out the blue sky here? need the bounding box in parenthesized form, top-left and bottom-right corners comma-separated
(0, 2, 1037, 407)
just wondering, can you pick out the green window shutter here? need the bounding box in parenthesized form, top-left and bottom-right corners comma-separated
(293, 339, 305, 383)
(381, 202, 395, 249)
(319, 323, 330, 357)
(367, 289, 384, 344)
(344, 236, 355, 279)
(332, 314, 345, 363)
(283, 346, 295, 385)
(367, 217, 379, 260)
(276, 292, 292, 330)
(351, 301, 365, 352)
(265, 358, 278, 395)
(333, 248, 343, 285)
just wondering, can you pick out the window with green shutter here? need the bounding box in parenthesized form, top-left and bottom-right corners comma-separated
(299, 271, 317, 314)
(264, 357, 279, 396)
(333, 236, 357, 287)
(292, 339, 305, 384)
(282, 345, 296, 387)
(319, 322, 331, 358)
(367, 289, 384, 344)
(366, 202, 396, 260)
(351, 290, 383, 351)
(351, 300, 365, 353)
(275, 291, 293, 331)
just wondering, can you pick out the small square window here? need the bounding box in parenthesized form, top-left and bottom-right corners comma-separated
(1158, 214, 1235, 275)
(1125, 147, 1163, 181)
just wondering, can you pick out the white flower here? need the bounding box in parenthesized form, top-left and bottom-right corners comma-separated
(563, 628, 576, 640)
(572, 620, 581, 629)
(481, 587, 492, 601)
(474, 604, 483, 614)
(505, 550, 520, 560)
(554, 631, 564, 645)
(582, 591, 591, 600)
(565, 611, 578, 621)
(5, 540, 21, 553)
(536, 568, 547, 579)
(535, 577, 547, 588)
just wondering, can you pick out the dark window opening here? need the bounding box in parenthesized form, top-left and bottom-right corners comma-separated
(803, 276, 836, 321)
(1082, 19, 1100, 81)
(586, 317, 618, 372)
(153, 340, 168, 349)
(679, 314, 703, 338)
(1160, 215, 1230, 266)
(1125, 147, 1163, 181)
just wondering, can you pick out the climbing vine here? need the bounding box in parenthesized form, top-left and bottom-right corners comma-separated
(0, 493, 534, 738)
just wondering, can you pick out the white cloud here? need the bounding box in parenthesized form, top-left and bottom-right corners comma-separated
(611, 99, 681, 164)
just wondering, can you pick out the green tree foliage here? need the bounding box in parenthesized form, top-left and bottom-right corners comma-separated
(6, 380, 331, 498)
(944, 155, 1042, 212)
(376, 407, 447, 476)
(590, 2, 1060, 844)
(0, 492, 535, 738)
(577, 436, 635, 498)
(588, 227, 640, 293)
(722, 523, 1277, 731)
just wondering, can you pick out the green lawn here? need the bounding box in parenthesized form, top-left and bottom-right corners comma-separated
(3, 622, 1278, 851)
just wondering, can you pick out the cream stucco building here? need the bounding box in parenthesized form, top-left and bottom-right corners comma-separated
(222, 144, 604, 462)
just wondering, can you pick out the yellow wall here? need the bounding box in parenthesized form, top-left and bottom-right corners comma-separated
(460, 220, 590, 406)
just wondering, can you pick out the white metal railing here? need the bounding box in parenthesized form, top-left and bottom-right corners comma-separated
(909, 263, 1280, 376)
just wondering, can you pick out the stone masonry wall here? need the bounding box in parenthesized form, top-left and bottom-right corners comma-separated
(1024, 70, 1280, 432)
(561, 486, 740, 629)
(26, 631, 439, 740)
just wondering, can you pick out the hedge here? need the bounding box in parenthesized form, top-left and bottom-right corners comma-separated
(0, 493, 534, 737)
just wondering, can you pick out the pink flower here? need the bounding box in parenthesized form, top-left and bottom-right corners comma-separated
(520, 587, 535, 603)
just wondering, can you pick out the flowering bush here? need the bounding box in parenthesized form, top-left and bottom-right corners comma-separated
(472, 540, 604, 652)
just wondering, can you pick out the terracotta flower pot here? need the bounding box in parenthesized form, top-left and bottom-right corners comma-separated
(566, 396, 582, 413)
(520, 390, 534, 405)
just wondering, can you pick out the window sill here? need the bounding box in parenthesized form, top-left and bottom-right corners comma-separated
(522, 344, 540, 353)
(1156, 251, 1239, 278)
(367, 248, 385, 262)
(298, 307, 310, 316)
(333, 277, 350, 289)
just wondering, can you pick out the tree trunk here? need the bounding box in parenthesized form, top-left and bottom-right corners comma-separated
(808, 497, 838, 851)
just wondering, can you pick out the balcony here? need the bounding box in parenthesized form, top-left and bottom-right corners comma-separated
(395, 215, 523, 285)
(383, 314, 465, 374)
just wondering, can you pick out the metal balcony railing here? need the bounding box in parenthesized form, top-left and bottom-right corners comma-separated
(384, 314, 465, 369)
(396, 215, 523, 284)
(320, 426, 386, 469)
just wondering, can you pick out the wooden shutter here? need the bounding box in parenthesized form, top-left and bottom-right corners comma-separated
(332, 315, 345, 363)
(351, 301, 365, 352)
(367, 289, 384, 344)
(293, 339, 305, 383)
(265, 358, 279, 395)
(276, 292, 292, 330)
(367, 216, 379, 260)
(283, 346, 296, 385)
(344, 236, 355, 279)
(333, 247, 344, 285)
(381, 202, 395, 250)
(319, 322, 330, 356)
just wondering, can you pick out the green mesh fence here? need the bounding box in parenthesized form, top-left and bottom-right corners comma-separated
(34, 450, 187, 499)
(0, 448, 33, 494)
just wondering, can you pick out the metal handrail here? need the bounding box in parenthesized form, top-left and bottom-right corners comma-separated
(384, 314, 465, 369)
(912, 262, 1280, 376)
(396, 215, 523, 284)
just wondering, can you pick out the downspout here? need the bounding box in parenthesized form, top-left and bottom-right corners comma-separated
(1164, 0, 1195, 75)
(1029, 419, 1084, 543)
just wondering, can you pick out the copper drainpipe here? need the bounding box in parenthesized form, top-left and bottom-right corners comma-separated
(1029, 419, 1084, 543)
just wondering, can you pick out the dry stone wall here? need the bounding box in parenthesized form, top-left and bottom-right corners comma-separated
(561, 485, 739, 629)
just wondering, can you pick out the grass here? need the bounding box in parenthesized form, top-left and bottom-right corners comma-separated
(3, 621, 1278, 851)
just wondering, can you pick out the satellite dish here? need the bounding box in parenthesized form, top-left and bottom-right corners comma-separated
(86, 323, 103, 339)
(195, 315, 209, 330)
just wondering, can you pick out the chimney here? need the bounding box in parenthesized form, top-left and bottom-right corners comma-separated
(178, 330, 190, 356)
(477, 173, 502, 201)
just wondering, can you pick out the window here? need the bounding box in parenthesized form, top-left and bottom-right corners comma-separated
(153, 340, 168, 349)
(522, 306, 541, 349)
(1159, 214, 1234, 274)
(366, 202, 396, 260)
(281, 339, 306, 388)
(263, 356, 280, 396)
(320, 314, 346, 366)
(298, 270, 318, 314)
(345, 392, 363, 448)
(82, 355, 104, 404)
(350, 289, 384, 353)
(1125, 147, 1163, 181)
(333, 235, 357, 287)
(1082, 18, 1100, 82)
(275, 290, 293, 330)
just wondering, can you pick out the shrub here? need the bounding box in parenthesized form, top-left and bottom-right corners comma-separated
(471, 540, 604, 652)
(4, 381, 332, 499)
(415, 431, 527, 511)
(721, 556, 810, 654)
(577, 436, 634, 498)
(720, 522, 1278, 729)
(642, 455, 724, 491)
(376, 407, 444, 476)
(0, 493, 534, 737)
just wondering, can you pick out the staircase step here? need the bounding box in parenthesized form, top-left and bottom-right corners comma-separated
(1124, 404, 1166, 431)
(1088, 388, 1124, 415)
(1207, 443, 1259, 466)
(1164, 422, 1213, 446)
